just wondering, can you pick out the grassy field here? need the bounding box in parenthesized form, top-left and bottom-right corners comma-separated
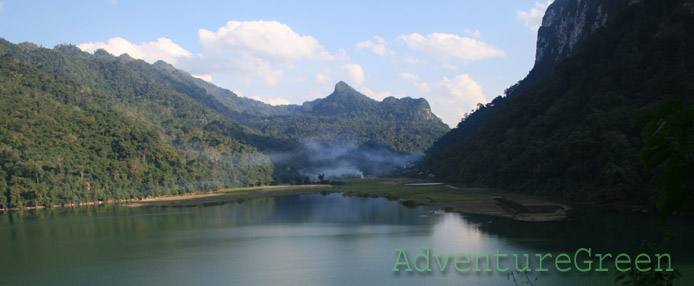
(329, 178, 475, 202)
(128, 178, 567, 221)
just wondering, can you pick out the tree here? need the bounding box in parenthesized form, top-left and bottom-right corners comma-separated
(637, 101, 694, 221)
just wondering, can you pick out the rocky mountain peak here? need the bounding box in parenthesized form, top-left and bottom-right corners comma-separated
(532, 0, 633, 78)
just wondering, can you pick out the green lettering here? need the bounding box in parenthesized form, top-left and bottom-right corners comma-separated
(615, 253, 631, 272)
(496, 249, 509, 272)
(555, 253, 571, 272)
(392, 248, 412, 272)
(634, 253, 651, 272)
(535, 253, 552, 272)
(574, 248, 592, 272)
(474, 254, 491, 272)
(514, 254, 530, 272)
(595, 253, 612, 272)
(414, 246, 432, 272)
(454, 254, 470, 272)
(655, 253, 673, 271)
(434, 254, 452, 272)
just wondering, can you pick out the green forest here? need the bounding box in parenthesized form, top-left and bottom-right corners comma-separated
(423, 0, 694, 205)
(5, 0, 693, 214)
(0, 53, 274, 208)
(0, 39, 447, 209)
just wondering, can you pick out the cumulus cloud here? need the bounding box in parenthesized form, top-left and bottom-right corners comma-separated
(251, 95, 291, 106)
(192, 20, 333, 85)
(517, 1, 553, 32)
(79, 20, 337, 87)
(199, 20, 333, 64)
(341, 63, 364, 85)
(356, 36, 387, 55)
(251, 60, 285, 86)
(415, 74, 486, 126)
(78, 37, 192, 65)
(397, 32, 505, 61)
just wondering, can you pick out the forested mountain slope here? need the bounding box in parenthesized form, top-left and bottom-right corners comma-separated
(0, 37, 448, 208)
(261, 82, 449, 153)
(427, 0, 633, 156)
(0, 52, 273, 208)
(423, 0, 694, 202)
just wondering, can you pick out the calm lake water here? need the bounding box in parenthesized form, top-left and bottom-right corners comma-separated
(1, 193, 693, 285)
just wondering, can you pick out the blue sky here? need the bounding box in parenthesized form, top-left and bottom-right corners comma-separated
(0, 0, 553, 126)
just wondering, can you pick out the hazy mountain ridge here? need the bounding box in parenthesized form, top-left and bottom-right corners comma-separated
(258, 81, 449, 153)
(145, 56, 449, 153)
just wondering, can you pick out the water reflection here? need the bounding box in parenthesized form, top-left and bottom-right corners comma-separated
(1, 193, 692, 285)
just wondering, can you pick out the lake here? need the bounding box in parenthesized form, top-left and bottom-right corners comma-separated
(1, 193, 692, 285)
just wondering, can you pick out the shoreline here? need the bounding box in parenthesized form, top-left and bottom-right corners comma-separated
(125, 184, 332, 208)
(126, 178, 570, 222)
(0, 198, 144, 212)
(0, 179, 569, 222)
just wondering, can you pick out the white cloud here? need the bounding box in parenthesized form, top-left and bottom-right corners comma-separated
(108, 0, 117, 5)
(398, 57, 425, 65)
(361, 86, 392, 101)
(397, 32, 505, 61)
(79, 21, 337, 87)
(356, 36, 387, 55)
(415, 74, 487, 126)
(78, 37, 192, 65)
(341, 63, 364, 85)
(442, 63, 458, 70)
(464, 29, 481, 38)
(192, 74, 212, 82)
(252, 60, 284, 86)
(316, 70, 333, 85)
(191, 20, 334, 86)
(517, 1, 553, 32)
(398, 72, 419, 80)
(0, 3, 5, 11)
(335, 48, 349, 61)
(251, 95, 291, 106)
(198, 20, 334, 65)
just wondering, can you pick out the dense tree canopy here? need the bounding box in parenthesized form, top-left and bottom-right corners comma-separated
(0, 38, 448, 208)
(423, 0, 694, 204)
(0, 44, 274, 208)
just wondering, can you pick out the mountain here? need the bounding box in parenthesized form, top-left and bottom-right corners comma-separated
(260, 81, 449, 153)
(427, 0, 634, 156)
(146, 59, 449, 154)
(0, 45, 275, 208)
(151, 60, 303, 122)
(0, 38, 448, 208)
(422, 0, 694, 202)
(531, 0, 634, 79)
